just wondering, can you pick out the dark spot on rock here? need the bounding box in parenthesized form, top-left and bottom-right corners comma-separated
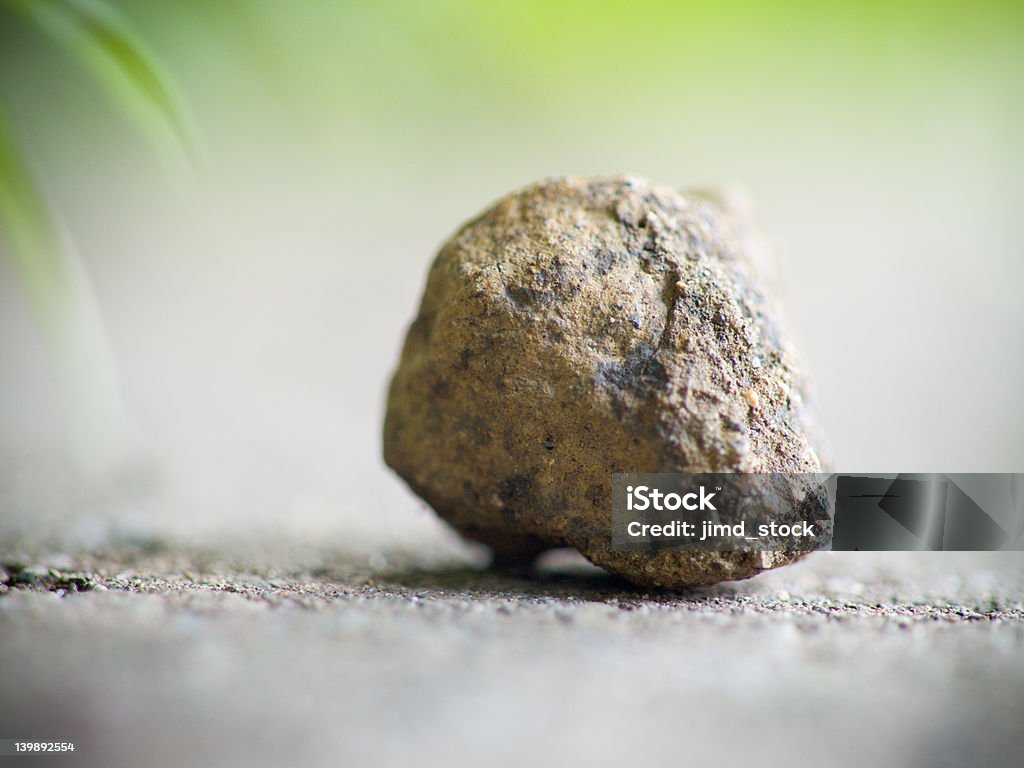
(595, 342, 667, 397)
(497, 473, 536, 519)
(459, 416, 492, 447)
(505, 284, 551, 309)
(721, 413, 746, 432)
(454, 347, 473, 371)
(694, 390, 722, 405)
(461, 481, 481, 504)
(568, 517, 599, 544)
(546, 325, 565, 344)
(430, 376, 451, 398)
(591, 248, 620, 276)
(544, 434, 556, 451)
(498, 474, 533, 504)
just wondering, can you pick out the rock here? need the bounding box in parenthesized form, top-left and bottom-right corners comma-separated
(383, 176, 826, 588)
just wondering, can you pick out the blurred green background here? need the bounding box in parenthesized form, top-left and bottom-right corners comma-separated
(1, 1, 1022, 546)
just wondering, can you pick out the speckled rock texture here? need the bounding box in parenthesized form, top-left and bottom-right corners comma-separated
(384, 176, 825, 588)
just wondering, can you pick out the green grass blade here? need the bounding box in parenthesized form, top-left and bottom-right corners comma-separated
(0, 101, 129, 467)
(20, 0, 194, 164)
(0, 0, 174, 467)
(0, 101, 68, 331)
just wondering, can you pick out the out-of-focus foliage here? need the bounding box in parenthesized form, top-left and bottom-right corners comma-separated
(0, 0, 191, 467)
(0, 101, 66, 331)
(0, 0, 190, 317)
(17, 0, 193, 160)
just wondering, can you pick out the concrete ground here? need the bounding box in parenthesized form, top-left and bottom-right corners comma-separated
(1, 529, 1022, 768)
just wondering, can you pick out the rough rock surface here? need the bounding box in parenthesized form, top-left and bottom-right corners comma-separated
(384, 176, 825, 588)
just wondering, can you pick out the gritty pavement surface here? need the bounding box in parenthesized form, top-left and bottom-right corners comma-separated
(1, 536, 1022, 768)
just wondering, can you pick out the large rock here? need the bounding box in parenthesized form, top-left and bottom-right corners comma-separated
(384, 176, 825, 588)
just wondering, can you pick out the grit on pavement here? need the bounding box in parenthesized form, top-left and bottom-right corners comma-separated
(1, 526, 1022, 768)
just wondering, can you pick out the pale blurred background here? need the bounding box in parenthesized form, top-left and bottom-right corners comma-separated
(1, 0, 1022, 550)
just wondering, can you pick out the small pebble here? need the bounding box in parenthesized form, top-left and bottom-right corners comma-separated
(743, 388, 760, 410)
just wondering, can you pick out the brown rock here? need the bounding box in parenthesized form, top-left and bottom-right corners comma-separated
(383, 176, 825, 588)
